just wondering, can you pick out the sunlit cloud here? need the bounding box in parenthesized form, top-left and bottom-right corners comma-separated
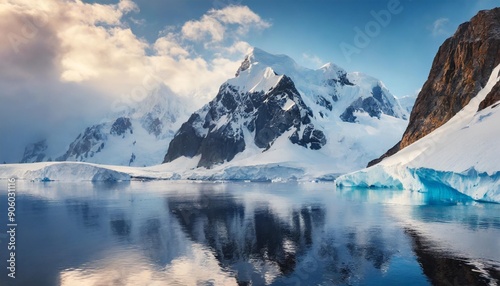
(181, 5, 270, 44)
(0, 0, 270, 162)
(1, 0, 269, 99)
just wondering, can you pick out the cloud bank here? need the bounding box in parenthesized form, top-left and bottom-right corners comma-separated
(0, 0, 270, 162)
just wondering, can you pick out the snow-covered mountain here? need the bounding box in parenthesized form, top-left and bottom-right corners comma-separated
(398, 94, 417, 114)
(337, 64, 500, 202)
(163, 48, 408, 174)
(22, 85, 190, 167)
(20, 139, 50, 163)
(9, 48, 409, 181)
(337, 8, 500, 203)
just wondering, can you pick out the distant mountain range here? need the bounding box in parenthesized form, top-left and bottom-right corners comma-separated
(5, 7, 500, 203)
(21, 86, 190, 167)
(21, 48, 409, 175)
(163, 47, 408, 171)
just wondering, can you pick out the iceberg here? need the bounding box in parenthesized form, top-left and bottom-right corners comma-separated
(0, 162, 130, 182)
(336, 64, 500, 203)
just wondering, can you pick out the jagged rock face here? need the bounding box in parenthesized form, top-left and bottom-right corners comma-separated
(164, 75, 325, 168)
(370, 8, 500, 167)
(340, 86, 400, 122)
(21, 139, 48, 163)
(57, 124, 107, 161)
(251, 76, 316, 149)
(110, 117, 132, 136)
(235, 56, 251, 77)
(478, 80, 500, 111)
(141, 113, 163, 137)
(164, 48, 408, 170)
(56, 118, 133, 163)
(289, 124, 327, 150)
(402, 8, 500, 149)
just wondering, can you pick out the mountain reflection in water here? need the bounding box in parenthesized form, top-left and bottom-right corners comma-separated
(0, 181, 498, 286)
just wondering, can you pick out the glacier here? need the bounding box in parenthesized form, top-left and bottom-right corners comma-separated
(336, 64, 500, 203)
(0, 162, 130, 182)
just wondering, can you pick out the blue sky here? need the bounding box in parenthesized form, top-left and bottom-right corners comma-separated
(119, 0, 499, 97)
(0, 0, 498, 163)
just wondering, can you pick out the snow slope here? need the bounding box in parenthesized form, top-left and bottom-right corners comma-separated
(164, 47, 409, 173)
(2, 48, 409, 182)
(336, 64, 500, 203)
(49, 85, 190, 167)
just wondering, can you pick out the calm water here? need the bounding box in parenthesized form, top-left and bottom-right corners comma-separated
(0, 181, 499, 286)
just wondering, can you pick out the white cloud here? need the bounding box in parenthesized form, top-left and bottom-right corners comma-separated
(1, 0, 268, 99)
(430, 18, 450, 37)
(153, 34, 189, 57)
(0, 1, 270, 162)
(182, 15, 225, 42)
(223, 41, 253, 55)
(181, 5, 270, 43)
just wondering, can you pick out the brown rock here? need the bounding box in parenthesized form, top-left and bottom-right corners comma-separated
(369, 8, 500, 167)
(478, 80, 500, 111)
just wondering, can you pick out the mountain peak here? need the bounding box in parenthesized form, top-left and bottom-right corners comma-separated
(319, 62, 347, 79)
(165, 47, 408, 169)
(235, 47, 303, 78)
(398, 6, 500, 149)
(454, 7, 500, 42)
(246, 47, 295, 64)
(320, 62, 342, 71)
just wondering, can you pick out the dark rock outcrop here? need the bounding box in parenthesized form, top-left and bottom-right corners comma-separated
(291, 124, 327, 150)
(326, 72, 354, 87)
(235, 55, 251, 77)
(478, 80, 500, 111)
(57, 124, 107, 161)
(163, 114, 205, 162)
(110, 117, 132, 136)
(366, 142, 400, 167)
(163, 75, 326, 168)
(141, 113, 163, 137)
(20, 139, 48, 163)
(369, 8, 500, 167)
(340, 86, 399, 122)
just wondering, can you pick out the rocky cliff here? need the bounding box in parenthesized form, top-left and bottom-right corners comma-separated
(163, 48, 408, 169)
(20, 139, 49, 163)
(369, 8, 500, 166)
(163, 74, 324, 168)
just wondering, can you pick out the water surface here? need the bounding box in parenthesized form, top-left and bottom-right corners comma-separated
(0, 181, 499, 285)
